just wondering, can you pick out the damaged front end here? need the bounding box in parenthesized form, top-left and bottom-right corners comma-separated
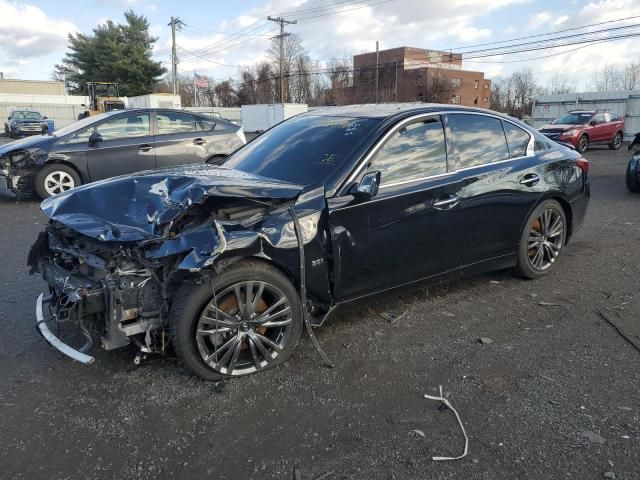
(28, 165, 327, 364)
(0, 147, 47, 194)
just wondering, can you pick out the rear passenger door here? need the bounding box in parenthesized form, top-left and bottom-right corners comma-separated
(445, 113, 541, 266)
(154, 111, 210, 167)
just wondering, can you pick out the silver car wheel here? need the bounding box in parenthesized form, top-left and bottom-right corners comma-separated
(44, 171, 75, 196)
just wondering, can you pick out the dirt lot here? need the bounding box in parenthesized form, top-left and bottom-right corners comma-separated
(0, 137, 638, 480)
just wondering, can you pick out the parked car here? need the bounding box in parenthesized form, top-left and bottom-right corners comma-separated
(539, 110, 624, 153)
(28, 105, 590, 379)
(626, 132, 640, 193)
(0, 108, 246, 199)
(4, 110, 48, 138)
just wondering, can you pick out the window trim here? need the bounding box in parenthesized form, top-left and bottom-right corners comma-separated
(336, 111, 534, 197)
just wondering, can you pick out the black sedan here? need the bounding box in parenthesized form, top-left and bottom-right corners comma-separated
(0, 108, 246, 199)
(28, 105, 590, 379)
(4, 110, 48, 138)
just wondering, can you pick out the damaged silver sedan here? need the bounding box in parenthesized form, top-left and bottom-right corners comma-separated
(29, 105, 590, 379)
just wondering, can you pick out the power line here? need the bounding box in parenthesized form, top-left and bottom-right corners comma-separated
(450, 14, 640, 52)
(296, 0, 394, 21)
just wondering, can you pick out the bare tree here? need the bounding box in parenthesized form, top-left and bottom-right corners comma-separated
(490, 69, 540, 118)
(416, 69, 455, 103)
(546, 72, 576, 94)
(325, 57, 354, 105)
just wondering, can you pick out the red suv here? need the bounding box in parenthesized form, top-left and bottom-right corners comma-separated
(539, 110, 624, 153)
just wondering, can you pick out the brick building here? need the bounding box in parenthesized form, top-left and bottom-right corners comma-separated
(352, 47, 491, 107)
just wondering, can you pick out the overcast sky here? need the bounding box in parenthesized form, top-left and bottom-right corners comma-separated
(1, 0, 639, 90)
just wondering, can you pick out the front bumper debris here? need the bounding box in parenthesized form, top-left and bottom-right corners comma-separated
(35, 293, 95, 365)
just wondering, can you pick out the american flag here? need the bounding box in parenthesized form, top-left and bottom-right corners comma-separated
(194, 73, 209, 89)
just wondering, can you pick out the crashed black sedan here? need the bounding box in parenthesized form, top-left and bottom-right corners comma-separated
(29, 105, 590, 380)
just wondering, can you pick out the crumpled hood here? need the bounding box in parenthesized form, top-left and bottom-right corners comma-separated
(0, 135, 52, 155)
(41, 164, 303, 242)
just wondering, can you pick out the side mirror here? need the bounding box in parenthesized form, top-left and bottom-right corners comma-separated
(43, 116, 48, 120)
(88, 132, 103, 146)
(589, 120, 597, 126)
(354, 171, 381, 198)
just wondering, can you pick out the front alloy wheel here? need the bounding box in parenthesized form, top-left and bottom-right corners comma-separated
(43, 171, 75, 196)
(196, 281, 294, 376)
(515, 200, 567, 279)
(170, 260, 303, 380)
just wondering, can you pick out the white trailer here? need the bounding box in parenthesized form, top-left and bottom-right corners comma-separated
(126, 94, 181, 109)
(240, 103, 308, 132)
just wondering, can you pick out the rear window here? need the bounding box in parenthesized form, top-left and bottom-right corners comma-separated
(224, 115, 381, 187)
(448, 114, 509, 168)
(502, 121, 531, 158)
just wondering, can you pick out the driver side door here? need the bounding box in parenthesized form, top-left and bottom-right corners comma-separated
(327, 114, 465, 301)
(85, 112, 157, 181)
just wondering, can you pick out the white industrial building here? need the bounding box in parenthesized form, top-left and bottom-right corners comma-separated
(533, 90, 640, 141)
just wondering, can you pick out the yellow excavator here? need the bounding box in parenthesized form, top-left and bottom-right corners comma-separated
(78, 82, 126, 120)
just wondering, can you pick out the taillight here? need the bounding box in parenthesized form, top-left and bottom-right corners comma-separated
(576, 158, 589, 174)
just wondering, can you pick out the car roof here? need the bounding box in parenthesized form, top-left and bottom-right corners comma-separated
(302, 103, 518, 121)
(568, 110, 596, 114)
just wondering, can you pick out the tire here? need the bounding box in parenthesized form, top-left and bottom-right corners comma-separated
(34, 163, 82, 199)
(170, 260, 303, 381)
(626, 161, 640, 193)
(576, 134, 589, 153)
(514, 199, 567, 279)
(609, 132, 623, 150)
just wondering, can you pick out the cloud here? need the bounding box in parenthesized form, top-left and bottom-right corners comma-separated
(0, 1, 77, 61)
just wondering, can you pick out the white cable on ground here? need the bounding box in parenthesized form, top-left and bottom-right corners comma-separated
(423, 385, 469, 461)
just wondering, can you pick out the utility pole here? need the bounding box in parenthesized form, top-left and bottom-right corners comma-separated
(169, 17, 184, 95)
(375, 40, 379, 104)
(267, 15, 297, 104)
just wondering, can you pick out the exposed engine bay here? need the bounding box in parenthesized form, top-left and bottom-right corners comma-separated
(28, 165, 334, 366)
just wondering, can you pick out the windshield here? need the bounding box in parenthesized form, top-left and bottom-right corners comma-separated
(51, 112, 112, 137)
(14, 111, 43, 120)
(552, 112, 592, 125)
(224, 115, 381, 187)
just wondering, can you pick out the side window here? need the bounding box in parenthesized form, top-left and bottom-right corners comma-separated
(448, 114, 509, 169)
(368, 116, 447, 186)
(604, 112, 612, 122)
(157, 112, 198, 135)
(197, 118, 216, 131)
(502, 121, 531, 158)
(66, 128, 94, 144)
(95, 114, 150, 140)
(593, 113, 606, 124)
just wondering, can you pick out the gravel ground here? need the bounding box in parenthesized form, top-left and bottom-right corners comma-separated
(0, 137, 638, 480)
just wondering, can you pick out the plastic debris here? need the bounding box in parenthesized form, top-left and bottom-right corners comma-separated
(423, 386, 469, 461)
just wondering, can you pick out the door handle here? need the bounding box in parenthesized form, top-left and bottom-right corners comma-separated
(138, 144, 153, 152)
(519, 173, 540, 187)
(433, 195, 460, 210)
(193, 138, 206, 145)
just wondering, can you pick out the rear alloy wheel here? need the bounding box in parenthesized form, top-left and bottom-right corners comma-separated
(34, 164, 81, 199)
(577, 134, 589, 153)
(515, 200, 567, 279)
(609, 132, 623, 150)
(170, 261, 302, 380)
(626, 161, 640, 193)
